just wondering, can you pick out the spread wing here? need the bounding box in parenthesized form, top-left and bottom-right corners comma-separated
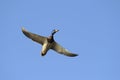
(22, 27, 46, 45)
(51, 42, 78, 57)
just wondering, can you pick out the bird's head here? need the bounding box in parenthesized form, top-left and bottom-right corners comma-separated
(51, 29, 59, 36)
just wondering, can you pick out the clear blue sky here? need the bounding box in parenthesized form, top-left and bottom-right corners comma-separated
(0, 0, 120, 80)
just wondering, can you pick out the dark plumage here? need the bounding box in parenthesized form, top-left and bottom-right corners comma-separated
(22, 27, 78, 57)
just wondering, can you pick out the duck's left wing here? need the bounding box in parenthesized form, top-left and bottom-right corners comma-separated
(22, 27, 46, 45)
(51, 42, 78, 57)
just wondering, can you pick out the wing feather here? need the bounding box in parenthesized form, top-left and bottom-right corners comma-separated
(51, 42, 78, 57)
(22, 27, 46, 45)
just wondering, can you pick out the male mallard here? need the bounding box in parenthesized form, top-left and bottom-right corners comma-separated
(22, 27, 78, 57)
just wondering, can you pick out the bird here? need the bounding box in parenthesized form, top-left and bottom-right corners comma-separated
(22, 27, 78, 57)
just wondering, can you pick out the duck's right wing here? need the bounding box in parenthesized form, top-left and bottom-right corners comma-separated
(22, 27, 46, 45)
(51, 42, 78, 57)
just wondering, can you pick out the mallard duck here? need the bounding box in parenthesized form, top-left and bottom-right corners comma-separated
(22, 27, 78, 57)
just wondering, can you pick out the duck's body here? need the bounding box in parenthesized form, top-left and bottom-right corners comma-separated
(22, 27, 78, 57)
(41, 38, 54, 56)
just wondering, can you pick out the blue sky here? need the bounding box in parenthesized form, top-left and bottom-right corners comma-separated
(0, 0, 120, 80)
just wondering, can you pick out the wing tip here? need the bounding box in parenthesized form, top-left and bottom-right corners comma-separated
(70, 54, 78, 57)
(65, 53, 78, 57)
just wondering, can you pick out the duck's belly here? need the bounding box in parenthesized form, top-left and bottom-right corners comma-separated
(41, 42, 54, 56)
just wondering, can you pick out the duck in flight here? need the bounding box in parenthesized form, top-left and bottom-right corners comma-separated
(22, 27, 78, 57)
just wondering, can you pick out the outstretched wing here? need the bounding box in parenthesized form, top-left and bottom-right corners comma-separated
(22, 27, 46, 45)
(51, 42, 78, 57)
